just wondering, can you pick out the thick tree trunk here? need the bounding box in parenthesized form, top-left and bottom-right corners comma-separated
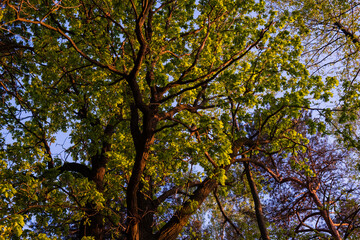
(138, 188, 156, 240)
(244, 162, 270, 240)
(79, 202, 105, 239)
(127, 136, 156, 240)
(127, 107, 158, 240)
(79, 140, 110, 239)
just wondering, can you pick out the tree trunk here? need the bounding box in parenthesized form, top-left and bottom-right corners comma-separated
(127, 108, 158, 240)
(244, 162, 270, 240)
(138, 188, 156, 240)
(79, 202, 105, 239)
(79, 142, 109, 239)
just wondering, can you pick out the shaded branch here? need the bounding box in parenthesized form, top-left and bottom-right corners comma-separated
(153, 181, 201, 208)
(58, 162, 91, 178)
(244, 162, 270, 240)
(334, 21, 360, 45)
(213, 189, 244, 238)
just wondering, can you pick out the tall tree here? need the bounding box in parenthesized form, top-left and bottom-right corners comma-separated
(0, 0, 346, 239)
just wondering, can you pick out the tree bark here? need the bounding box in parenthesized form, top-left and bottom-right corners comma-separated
(127, 106, 158, 240)
(138, 186, 156, 240)
(156, 178, 218, 240)
(78, 131, 112, 239)
(309, 190, 342, 240)
(244, 162, 270, 240)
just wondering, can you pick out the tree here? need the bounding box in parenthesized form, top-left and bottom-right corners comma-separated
(261, 117, 360, 240)
(0, 0, 350, 239)
(192, 112, 360, 240)
(269, 0, 360, 144)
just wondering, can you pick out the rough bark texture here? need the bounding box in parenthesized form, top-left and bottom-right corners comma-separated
(77, 121, 113, 239)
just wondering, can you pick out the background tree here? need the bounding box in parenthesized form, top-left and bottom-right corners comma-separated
(191, 113, 360, 240)
(270, 0, 360, 145)
(261, 117, 360, 240)
(0, 0, 354, 240)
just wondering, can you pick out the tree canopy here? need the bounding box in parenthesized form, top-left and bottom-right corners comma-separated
(1, 0, 360, 239)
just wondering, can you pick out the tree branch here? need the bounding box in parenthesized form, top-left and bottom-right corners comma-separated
(213, 189, 244, 238)
(334, 21, 360, 45)
(244, 162, 270, 240)
(59, 162, 91, 178)
(156, 178, 218, 240)
(153, 181, 201, 208)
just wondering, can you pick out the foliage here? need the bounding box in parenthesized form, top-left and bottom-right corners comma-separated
(1, 0, 360, 240)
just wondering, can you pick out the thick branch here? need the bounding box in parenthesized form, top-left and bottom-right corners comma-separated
(154, 181, 201, 208)
(156, 178, 218, 240)
(308, 190, 343, 240)
(59, 162, 91, 178)
(125, 0, 154, 113)
(334, 21, 360, 45)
